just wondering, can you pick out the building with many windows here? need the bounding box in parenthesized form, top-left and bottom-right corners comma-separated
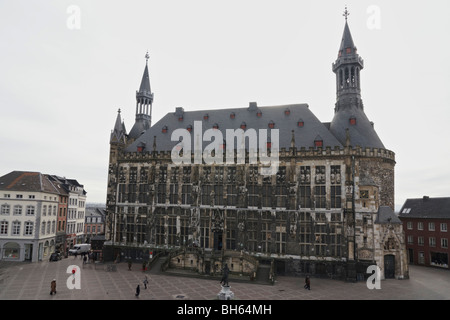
(0, 171, 59, 262)
(104, 12, 408, 281)
(84, 207, 106, 243)
(399, 196, 449, 269)
(0, 171, 87, 262)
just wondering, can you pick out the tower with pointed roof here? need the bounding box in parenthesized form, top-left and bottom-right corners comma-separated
(129, 52, 154, 141)
(330, 8, 385, 150)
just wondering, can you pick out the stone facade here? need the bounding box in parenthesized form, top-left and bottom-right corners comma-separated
(103, 16, 409, 281)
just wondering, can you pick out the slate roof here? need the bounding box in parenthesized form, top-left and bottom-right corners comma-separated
(375, 206, 402, 224)
(0, 171, 59, 194)
(398, 197, 450, 219)
(329, 106, 385, 149)
(339, 21, 356, 54)
(125, 103, 345, 153)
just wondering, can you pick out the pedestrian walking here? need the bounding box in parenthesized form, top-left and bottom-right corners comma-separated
(135, 284, 140, 297)
(83, 255, 87, 265)
(304, 275, 311, 290)
(143, 276, 149, 289)
(128, 260, 132, 271)
(50, 279, 57, 295)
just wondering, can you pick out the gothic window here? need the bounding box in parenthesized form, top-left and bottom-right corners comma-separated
(330, 186, 341, 208)
(200, 217, 210, 249)
(351, 67, 355, 86)
(226, 185, 237, 206)
(159, 166, 167, 183)
(314, 186, 326, 208)
(261, 184, 272, 208)
(339, 69, 344, 88)
(201, 185, 212, 205)
(246, 221, 258, 252)
(276, 223, 286, 254)
(214, 185, 224, 206)
(155, 216, 165, 245)
(157, 184, 166, 204)
(226, 220, 236, 250)
(182, 167, 191, 183)
(129, 167, 137, 183)
(169, 184, 178, 204)
(167, 216, 177, 246)
(181, 185, 192, 205)
(299, 223, 311, 255)
(261, 222, 271, 254)
(128, 184, 137, 203)
(248, 185, 259, 207)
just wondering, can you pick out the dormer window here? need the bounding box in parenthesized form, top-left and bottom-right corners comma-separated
(256, 110, 262, 117)
(297, 119, 304, 127)
(346, 48, 352, 54)
(284, 108, 290, 116)
(314, 135, 323, 148)
(178, 116, 183, 122)
(203, 114, 209, 120)
(349, 116, 356, 125)
(230, 112, 235, 119)
(162, 126, 168, 133)
(186, 125, 192, 132)
(240, 122, 247, 130)
(212, 123, 219, 130)
(268, 120, 275, 129)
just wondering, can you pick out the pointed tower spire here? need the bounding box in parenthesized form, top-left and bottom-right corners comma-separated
(129, 52, 154, 140)
(110, 108, 127, 144)
(329, 8, 385, 150)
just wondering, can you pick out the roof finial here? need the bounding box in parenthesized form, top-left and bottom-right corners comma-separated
(118, 108, 121, 114)
(145, 51, 150, 64)
(343, 6, 350, 21)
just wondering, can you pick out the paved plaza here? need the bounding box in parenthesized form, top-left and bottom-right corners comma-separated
(0, 257, 449, 301)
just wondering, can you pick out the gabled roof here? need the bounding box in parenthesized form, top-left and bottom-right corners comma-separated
(0, 171, 59, 194)
(125, 103, 344, 153)
(398, 197, 450, 219)
(375, 206, 402, 224)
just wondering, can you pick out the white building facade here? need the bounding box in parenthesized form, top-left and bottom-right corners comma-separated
(0, 172, 60, 262)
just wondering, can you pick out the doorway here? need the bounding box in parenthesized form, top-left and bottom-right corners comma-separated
(384, 254, 395, 279)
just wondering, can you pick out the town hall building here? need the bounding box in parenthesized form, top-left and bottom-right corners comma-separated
(104, 11, 408, 281)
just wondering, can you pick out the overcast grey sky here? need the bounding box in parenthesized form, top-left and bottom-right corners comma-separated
(1, 0, 449, 210)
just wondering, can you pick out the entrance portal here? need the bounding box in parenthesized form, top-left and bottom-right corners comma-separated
(384, 254, 395, 279)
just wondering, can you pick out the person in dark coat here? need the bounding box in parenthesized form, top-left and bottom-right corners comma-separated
(50, 279, 57, 295)
(304, 275, 311, 290)
(135, 284, 140, 297)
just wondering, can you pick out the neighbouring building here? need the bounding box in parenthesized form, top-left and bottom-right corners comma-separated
(84, 206, 106, 243)
(399, 196, 449, 269)
(104, 11, 408, 281)
(0, 171, 87, 262)
(0, 171, 60, 262)
(48, 175, 87, 251)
